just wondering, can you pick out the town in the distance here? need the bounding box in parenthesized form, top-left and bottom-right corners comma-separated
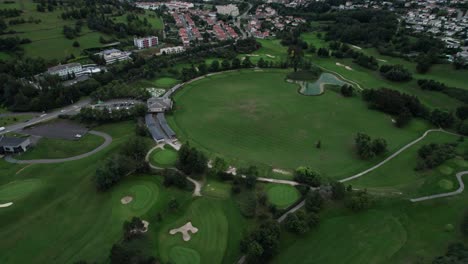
(0, 0, 467, 264)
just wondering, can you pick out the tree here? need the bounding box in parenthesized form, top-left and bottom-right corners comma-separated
(345, 190, 373, 211)
(294, 167, 321, 187)
(395, 108, 412, 128)
(305, 191, 324, 212)
(246, 241, 264, 259)
(73, 40, 80, 47)
(283, 212, 309, 234)
(221, 59, 231, 70)
(231, 58, 241, 69)
(340, 84, 354, 97)
(456, 106, 468, 120)
(168, 198, 179, 211)
(430, 109, 454, 128)
(209, 60, 219, 72)
(123, 217, 145, 241)
(316, 140, 321, 149)
(371, 138, 387, 155)
(355, 133, 374, 159)
(242, 56, 253, 68)
(288, 45, 304, 72)
(331, 181, 346, 200)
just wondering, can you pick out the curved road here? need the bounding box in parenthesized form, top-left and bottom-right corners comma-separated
(340, 129, 455, 182)
(4, 131, 112, 164)
(410, 171, 468, 202)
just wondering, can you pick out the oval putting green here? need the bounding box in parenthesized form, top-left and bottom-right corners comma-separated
(169, 246, 200, 264)
(150, 147, 178, 168)
(266, 184, 300, 209)
(128, 184, 157, 211)
(0, 179, 42, 201)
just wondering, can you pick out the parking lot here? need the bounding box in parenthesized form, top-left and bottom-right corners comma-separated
(21, 120, 89, 140)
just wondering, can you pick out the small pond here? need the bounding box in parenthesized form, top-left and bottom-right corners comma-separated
(292, 73, 349, 95)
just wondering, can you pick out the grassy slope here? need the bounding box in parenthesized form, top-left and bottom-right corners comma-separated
(0, 121, 142, 263)
(251, 33, 466, 110)
(352, 132, 468, 198)
(168, 69, 430, 179)
(275, 192, 468, 264)
(3, 0, 108, 59)
(16, 133, 105, 160)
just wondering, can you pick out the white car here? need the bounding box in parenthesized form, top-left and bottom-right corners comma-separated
(75, 134, 82, 138)
(0, 127, 5, 132)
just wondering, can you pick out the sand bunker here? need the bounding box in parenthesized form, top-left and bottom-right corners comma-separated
(345, 66, 353, 71)
(226, 166, 237, 175)
(351, 45, 362, 50)
(273, 169, 292, 175)
(336, 62, 344, 66)
(121, 196, 133, 204)
(266, 54, 275, 58)
(142, 220, 149, 233)
(170, 222, 199, 241)
(0, 202, 13, 208)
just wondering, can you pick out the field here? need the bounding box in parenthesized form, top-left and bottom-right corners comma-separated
(266, 184, 300, 209)
(2, 0, 108, 59)
(150, 146, 178, 168)
(16, 133, 105, 160)
(168, 69, 431, 179)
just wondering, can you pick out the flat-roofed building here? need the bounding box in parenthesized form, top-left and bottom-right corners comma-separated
(95, 49, 132, 64)
(47, 63, 82, 77)
(159, 46, 185, 55)
(134, 36, 159, 49)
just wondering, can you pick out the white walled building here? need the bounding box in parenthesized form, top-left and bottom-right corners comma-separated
(134, 36, 159, 49)
(216, 4, 239, 16)
(47, 63, 82, 77)
(95, 49, 132, 64)
(159, 46, 185, 55)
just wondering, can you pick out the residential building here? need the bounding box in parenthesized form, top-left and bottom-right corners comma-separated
(216, 4, 239, 16)
(47, 63, 82, 78)
(134, 36, 159, 49)
(0, 136, 31, 154)
(159, 46, 185, 55)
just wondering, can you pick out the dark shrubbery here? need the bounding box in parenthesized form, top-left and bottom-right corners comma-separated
(355, 133, 387, 160)
(379, 64, 412, 82)
(416, 143, 456, 170)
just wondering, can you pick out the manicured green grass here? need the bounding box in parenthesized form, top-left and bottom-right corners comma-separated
(0, 115, 34, 126)
(0, 179, 42, 202)
(275, 209, 407, 264)
(0, 121, 149, 263)
(3, 0, 108, 59)
(157, 197, 246, 264)
(203, 179, 231, 199)
(276, 188, 468, 264)
(168, 70, 431, 179)
(352, 132, 468, 197)
(266, 184, 300, 209)
(16, 133, 105, 160)
(150, 147, 178, 168)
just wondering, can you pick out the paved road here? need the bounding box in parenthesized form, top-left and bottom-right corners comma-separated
(340, 129, 455, 183)
(4, 131, 112, 164)
(0, 98, 91, 135)
(410, 171, 468, 202)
